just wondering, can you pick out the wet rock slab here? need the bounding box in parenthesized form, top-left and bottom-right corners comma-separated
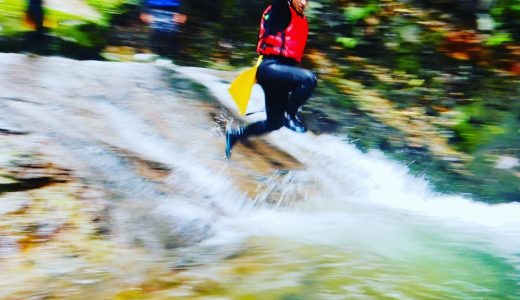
(0, 133, 171, 298)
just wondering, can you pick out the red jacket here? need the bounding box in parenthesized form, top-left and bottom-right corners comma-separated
(257, 4, 308, 63)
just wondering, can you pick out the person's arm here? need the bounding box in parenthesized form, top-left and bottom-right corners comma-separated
(265, 0, 290, 34)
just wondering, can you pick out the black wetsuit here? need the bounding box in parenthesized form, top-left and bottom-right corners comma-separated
(240, 0, 317, 138)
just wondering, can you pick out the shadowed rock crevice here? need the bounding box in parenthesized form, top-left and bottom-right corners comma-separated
(0, 177, 58, 194)
(0, 128, 30, 135)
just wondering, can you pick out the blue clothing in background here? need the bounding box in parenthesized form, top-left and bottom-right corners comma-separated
(145, 0, 181, 8)
(144, 0, 182, 33)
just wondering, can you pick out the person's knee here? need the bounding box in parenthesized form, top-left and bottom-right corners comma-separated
(303, 70, 317, 90)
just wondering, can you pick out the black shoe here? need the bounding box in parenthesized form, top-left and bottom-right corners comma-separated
(225, 126, 243, 159)
(283, 113, 307, 133)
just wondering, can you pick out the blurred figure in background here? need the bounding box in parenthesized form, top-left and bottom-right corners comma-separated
(226, 0, 317, 159)
(140, 0, 187, 58)
(25, 0, 45, 39)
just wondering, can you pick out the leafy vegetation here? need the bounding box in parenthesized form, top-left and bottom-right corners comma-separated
(0, 0, 138, 54)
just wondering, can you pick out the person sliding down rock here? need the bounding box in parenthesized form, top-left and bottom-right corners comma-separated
(225, 0, 317, 159)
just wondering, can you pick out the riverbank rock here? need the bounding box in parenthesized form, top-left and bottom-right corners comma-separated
(0, 133, 172, 298)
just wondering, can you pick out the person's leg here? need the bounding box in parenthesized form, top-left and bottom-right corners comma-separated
(242, 82, 287, 136)
(225, 60, 317, 158)
(257, 62, 317, 132)
(286, 69, 317, 117)
(225, 81, 288, 159)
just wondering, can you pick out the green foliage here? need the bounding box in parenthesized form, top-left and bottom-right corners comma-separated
(0, 0, 139, 53)
(466, 154, 520, 203)
(490, 0, 520, 41)
(336, 37, 358, 48)
(490, 0, 520, 19)
(86, 0, 137, 14)
(420, 30, 443, 47)
(0, 0, 28, 35)
(343, 3, 379, 23)
(454, 121, 505, 153)
(173, 0, 264, 66)
(484, 32, 513, 46)
(452, 103, 508, 153)
(56, 21, 108, 47)
(396, 55, 421, 73)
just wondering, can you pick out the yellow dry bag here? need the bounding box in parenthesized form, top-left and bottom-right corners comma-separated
(228, 56, 263, 115)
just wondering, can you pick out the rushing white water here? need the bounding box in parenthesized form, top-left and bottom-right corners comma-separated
(173, 64, 520, 232)
(1, 54, 518, 298)
(172, 64, 520, 298)
(197, 130, 520, 262)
